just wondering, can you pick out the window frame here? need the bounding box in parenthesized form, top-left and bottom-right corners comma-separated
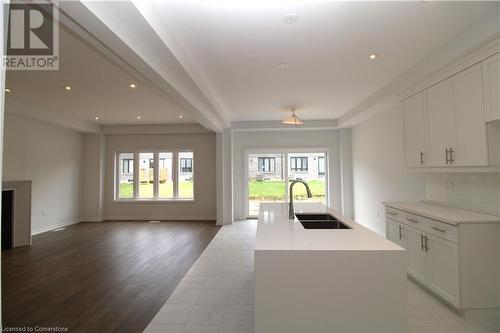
(258, 157, 276, 173)
(290, 156, 308, 172)
(114, 150, 195, 202)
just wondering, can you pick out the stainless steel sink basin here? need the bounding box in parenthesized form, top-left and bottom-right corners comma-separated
(295, 213, 352, 229)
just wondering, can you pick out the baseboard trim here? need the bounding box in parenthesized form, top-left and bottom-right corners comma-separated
(103, 215, 216, 221)
(31, 219, 80, 235)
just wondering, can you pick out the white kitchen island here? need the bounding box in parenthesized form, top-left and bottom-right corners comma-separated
(255, 202, 407, 333)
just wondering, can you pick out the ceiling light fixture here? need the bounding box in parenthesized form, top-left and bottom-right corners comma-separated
(136, 116, 142, 120)
(277, 63, 289, 70)
(5, 88, 11, 93)
(282, 108, 303, 125)
(284, 13, 299, 24)
(95, 116, 99, 120)
(179, 115, 183, 119)
(129, 83, 137, 88)
(369, 53, 378, 60)
(64, 86, 72, 90)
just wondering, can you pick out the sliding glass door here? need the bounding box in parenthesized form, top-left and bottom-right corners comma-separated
(247, 150, 328, 217)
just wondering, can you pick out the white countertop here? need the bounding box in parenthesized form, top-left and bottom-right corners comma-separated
(255, 202, 403, 252)
(383, 201, 500, 225)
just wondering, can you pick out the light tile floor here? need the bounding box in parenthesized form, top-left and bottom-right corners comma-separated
(144, 220, 500, 333)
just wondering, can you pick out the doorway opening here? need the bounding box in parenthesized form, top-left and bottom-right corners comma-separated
(2, 190, 14, 250)
(246, 150, 328, 218)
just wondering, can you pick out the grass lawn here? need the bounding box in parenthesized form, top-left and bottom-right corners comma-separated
(119, 181, 193, 198)
(249, 179, 325, 200)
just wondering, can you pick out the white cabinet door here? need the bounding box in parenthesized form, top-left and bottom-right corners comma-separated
(426, 80, 454, 166)
(482, 53, 500, 122)
(403, 94, 426, 166)
(427, 235, 460, 307)
(406, 226, 428, 284)
(452, 64, 488, 166)
(386, 219, 406, 249)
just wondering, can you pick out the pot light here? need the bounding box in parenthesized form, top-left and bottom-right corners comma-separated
(64, 86, 72, 90)
(369, 53, 378, 60)
(284, 13, 299, 24)
(95, 116, 99, 120)
(136, 116, 142, 120)
(129, 83, 137, 88)
(5, 88, 11, 93)
(179, 115, 183, 119)
(282, 108, 303, 126)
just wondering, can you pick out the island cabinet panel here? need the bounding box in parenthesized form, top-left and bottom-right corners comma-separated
(385, 203, 500, 310)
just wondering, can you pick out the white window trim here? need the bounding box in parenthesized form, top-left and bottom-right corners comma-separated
(114, 149, 195, 202)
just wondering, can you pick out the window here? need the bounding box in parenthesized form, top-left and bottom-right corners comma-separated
(290, 157, 308, 172)
(116, 151, 194, 200)
(178, 152, 194, 198)
(318, 156, 325, 175)
(258, 157, 275, 173)
(180, 158, 193, 173)
(122, 159, 133, 174)
(118, 153, 134, 199)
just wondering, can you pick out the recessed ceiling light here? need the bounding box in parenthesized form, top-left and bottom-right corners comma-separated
(5, 88, 11, 93)
(95, 116, 99, 120)
(284, 13, 299, 24)
(129, 83, 137, 88)
(179, 115, 183, 119)
(369, 53, 378, 60)
(277, 63, 289, 70)
(136, 116, 142, 120)
(64, 86, 72, 90)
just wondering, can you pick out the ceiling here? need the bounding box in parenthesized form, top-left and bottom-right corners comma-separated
(151, 0, 497, 122)
(5, 22, 193, 126)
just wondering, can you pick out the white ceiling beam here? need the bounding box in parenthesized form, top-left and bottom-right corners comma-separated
(62, 1, 227, 132)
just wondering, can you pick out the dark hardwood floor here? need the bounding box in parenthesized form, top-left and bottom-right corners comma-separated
(2, 220, 220, 332)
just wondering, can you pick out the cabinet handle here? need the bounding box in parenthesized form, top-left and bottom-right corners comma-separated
(445, 148, 450, 164)
(448, 148, 454, 164)
(406, 217, 418, 223)
(420, 151, 424, 165)
(424, 236, 430, 252)
(388, 211, 398, 217)
(420, 234, 425, 251)
(398, 225, 403, 239)
(431, 226, 446, 233)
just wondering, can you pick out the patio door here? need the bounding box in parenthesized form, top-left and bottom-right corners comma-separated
(246, 150, 328, 218)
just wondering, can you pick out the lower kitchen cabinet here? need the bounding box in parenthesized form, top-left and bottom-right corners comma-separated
(427, 235, 459, 307)
(405, 225, 428, 285)
(385, 205, 499, 310)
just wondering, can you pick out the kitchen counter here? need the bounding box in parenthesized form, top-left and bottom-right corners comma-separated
(256, 202, 402, 251)
(383, 201, 500, 225)
(255, 202, 407, 333)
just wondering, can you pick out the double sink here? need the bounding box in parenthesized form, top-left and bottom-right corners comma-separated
(295, 213, 351, 229)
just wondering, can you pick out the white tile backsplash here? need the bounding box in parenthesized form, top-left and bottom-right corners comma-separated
(425, 173, 500, 216)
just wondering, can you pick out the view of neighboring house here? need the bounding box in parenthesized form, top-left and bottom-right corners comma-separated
(248, 152, 326, 181)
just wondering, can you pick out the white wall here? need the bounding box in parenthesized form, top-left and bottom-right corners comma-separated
(2, 113, 84, 234)
(351, 106, 426, 235)
(81, 133, 106, 221)
(232, 129, 345, 221)
(103, 133, 217, 220)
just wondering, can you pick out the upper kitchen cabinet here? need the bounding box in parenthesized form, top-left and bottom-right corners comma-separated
(425, 80, 455, 167)
(403, 94, 426, 167)
(482, 53, 500, 122)
(451, 64, 488, 166)
(402, 60, 492, 169)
